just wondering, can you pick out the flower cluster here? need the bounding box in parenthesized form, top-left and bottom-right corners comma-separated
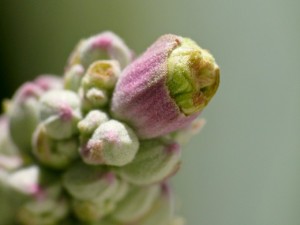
(0, 31, 219, 225)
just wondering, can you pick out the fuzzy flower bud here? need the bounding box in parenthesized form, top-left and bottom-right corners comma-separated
(111, 34, 219, 139)
(39, 90, 81, 140)
(77, 110, 109, 137)
(80, 120, 139, 166)
(118, 139, 181, 185)
(32, 124, 79, 169)
(67, 31, 133, 69)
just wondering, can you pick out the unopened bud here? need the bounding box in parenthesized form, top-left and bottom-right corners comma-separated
(118, 139, 181, 185)
(80, 120, 139, 166)
(64, 64, 85, 92)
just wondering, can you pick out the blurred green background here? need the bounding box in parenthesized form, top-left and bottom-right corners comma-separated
(0, 1, 299, 225)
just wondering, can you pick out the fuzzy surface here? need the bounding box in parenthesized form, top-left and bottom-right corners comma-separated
(111, 34, 199, 139)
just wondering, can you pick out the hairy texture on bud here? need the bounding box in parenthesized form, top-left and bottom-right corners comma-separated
(111, 34, 219, 139)
(81, 120, 139, 166)
(32, 124, 79, 169)
(118, 139, 181, 185)
(39, 90, 81, 140)
(67, 31, 133, 69)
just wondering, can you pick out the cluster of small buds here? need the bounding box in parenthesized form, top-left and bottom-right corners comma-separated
(0, 31, 219, 225)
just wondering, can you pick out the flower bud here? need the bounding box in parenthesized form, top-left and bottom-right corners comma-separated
(32, 124, 79, 169)
(111, 34, 219, 139)
(34, 75, 63, 91)
(64, 64, 85, 92)
(62, 163, 119, 202)
(67, 31, 133, 69)
(81, 87, 108, 110)
(8, 82, 43, 151)
(80, 120, 139, 166)
(82, 60, 120, 91)
(135, 183, 175, 225)
(0, 116, 22, 170)
(18, 197, 69, 225)
(78, 110, 109, 137)
(112, 185, 160, 223)
(118, 139, 181, 185)
(39, 90, 81, 140)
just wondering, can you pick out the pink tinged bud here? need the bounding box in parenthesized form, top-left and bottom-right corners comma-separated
(39, 90, 81, 140)
(113, 185, 160, 223)
(111, 34, 219, 139)
(67, 31, 133, 69)
(34, 75, 63, 91)
(81, 120, 139, 167)
(8, 82, 43, 151)
(118, 139, 181, 185)
(5, 166, 40, 195)
(32, 124, 79, 169)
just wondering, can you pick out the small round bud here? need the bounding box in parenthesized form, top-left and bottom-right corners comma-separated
(118, 139, 181, 185)
(78, 110, 109, 137)
(81, 120, 139, 166)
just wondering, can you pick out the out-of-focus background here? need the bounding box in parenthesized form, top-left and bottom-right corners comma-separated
(0, 1, 299, 225)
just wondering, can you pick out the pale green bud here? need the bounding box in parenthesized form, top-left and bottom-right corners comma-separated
(62, 163, 119, 202)
(78, 110, 109, 137)
(64, 64, 85, 92)
(18, 197, 69, 225)
(113, 185, 160, 223)
(167, 38, 220, 115)
(32, 124, 79, 169)
(81, 120, 139, 167)
(72, 198, 115, 223)
(39, 90, 81, 140)
(118, 139, 181, 185)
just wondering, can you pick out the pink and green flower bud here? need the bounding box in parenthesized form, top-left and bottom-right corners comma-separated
(8, 82, 43, 151)
(34, 75, 63, 91)
(112, 185, 160, 223)
(39, 90, 81, 140)
(62, 163, 119, 202)
(111, 34, 219, 139)
(32, 124, 79, 169)
(78, 110, 109, 137)
(118, 139, 181, 185)
(80, 120, 139, 167)
(18, 197, 69, 225)
(64, 64, 85, 92)
(67, 31, 133, 69)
